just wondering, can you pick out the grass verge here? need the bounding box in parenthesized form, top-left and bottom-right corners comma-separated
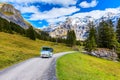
(57, 52, 120, 80)
(0, 32, 72, 70)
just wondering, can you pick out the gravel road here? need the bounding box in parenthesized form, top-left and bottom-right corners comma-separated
(0, 52, 73, 80)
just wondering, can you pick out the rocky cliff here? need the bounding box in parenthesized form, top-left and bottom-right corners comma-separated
(0, 3, 29, 29)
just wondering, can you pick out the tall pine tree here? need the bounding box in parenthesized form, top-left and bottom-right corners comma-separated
(66, 30, 76, 47)
(85, 22, 97, 52)
(98, 20, 117, 49)
(116, 18, 120, 43)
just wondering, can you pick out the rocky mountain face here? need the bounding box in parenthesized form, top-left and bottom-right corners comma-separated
(0, 3, 29, 29)
(43, 9, 120, 41)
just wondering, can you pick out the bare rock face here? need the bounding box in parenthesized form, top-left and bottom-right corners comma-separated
(44, 18, 89, 40)
(86, 48, 118, 61)
(0, 3, 29, 29)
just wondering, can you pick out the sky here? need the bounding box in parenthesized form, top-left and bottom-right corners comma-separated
(0, 0, 120, 29)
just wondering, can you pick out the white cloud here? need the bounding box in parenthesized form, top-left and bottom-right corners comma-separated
(79, 0, 98, 8)
(28, 6, 80, 25)
(40, 0, 76, 6)
(71, 7, 120, 19)
(46, 7, 120, 25)
(0, 0, 79, 25)
(29, 6, 80, 20)
(16, 5, 39, 14)
(38, 25, 47, 29)
(1, 0, 77, 6)
(47, 16, 67, 24)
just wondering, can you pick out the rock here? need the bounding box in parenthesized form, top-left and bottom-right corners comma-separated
(84, 48, 118, 61)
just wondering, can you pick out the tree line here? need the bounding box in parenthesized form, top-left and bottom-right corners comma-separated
(0, 16, 79, 46)
(0, 17, 49, 41)
(85, 19, 120, 58)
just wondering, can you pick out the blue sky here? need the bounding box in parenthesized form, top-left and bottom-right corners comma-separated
(0, 0, 120, 28)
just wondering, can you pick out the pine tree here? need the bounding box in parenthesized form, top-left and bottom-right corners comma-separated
(98, 20, 118, 49)
(71, 30, 76, 46)
(108, 19, 113, 27)
(0, 17, 3, 31)
(66, 30, 76, 47)
(107, 20, 116, 47)
(116, 18, 120, 42)
(85, 22, 97, 52)
(26, 26, 36, 40)
(66, 30, 70, 45)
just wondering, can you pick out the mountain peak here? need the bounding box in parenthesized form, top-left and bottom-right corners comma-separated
(0, 3, 30, 29)
(43, 10, 120, 41)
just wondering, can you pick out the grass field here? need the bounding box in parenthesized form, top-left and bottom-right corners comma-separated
(57, 52, 120, 80)
(0, 32, 72, 69)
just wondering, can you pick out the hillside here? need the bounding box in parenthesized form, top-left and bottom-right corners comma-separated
(57, 52, 120, 80)
(0, 32, 72, 69)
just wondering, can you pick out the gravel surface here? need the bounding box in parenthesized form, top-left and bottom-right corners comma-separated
(0, 52, 73, 80)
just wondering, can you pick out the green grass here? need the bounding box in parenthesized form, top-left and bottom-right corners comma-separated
(57, 52, 120, 80)
(0, 32, 72, 70)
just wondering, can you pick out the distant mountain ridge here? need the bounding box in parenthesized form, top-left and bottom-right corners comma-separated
(43, 8, 120, 41)
(0, 3, 30, 29)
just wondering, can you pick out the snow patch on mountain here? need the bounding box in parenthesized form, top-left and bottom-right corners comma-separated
(43, 7, 120, 41)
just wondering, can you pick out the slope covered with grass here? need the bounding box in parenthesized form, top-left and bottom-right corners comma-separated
(57, 52, 120, 80)
(0, 32, 72, 69)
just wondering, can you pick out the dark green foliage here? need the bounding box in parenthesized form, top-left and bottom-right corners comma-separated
(115, 18, 120, 58)
(108, 19, 114, 27)
(49, 37, 56, 42)
(0, 16, 69, 43)
(34, 30, 53, 41)
(0, 17, 37, 40)
(85, 22, 97, 52)
(66, 30, 76, 47)
(40, 31, 50, 41)
(0, 17, 25, 35)
(26, 27, 36, 40)
(34, 31, 41, 39)
(0, 17, 12, 33)
(98, 20, 118, 49)
(10, 22, 25, 35)
(76, 40, 81, 46)
(57, 38, 63, 43)
(116, 18, 120, 43)
(54, 37, 64, 43)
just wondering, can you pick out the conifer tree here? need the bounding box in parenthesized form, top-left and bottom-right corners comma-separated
(26, 26, 36, 40)
(66, 30, 76, 47)
(0, 17, 3, 31)
(116, 18, 120, 42)
(85, 22, 97, 52)
(71, 30, 76, 46)
(98, 20, 118, 49)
